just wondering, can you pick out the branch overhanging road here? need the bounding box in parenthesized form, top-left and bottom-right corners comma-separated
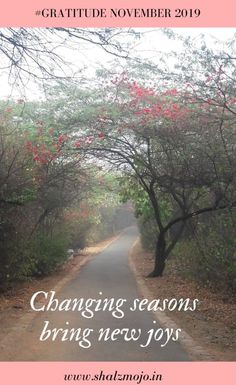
(2, 226, 190, 361)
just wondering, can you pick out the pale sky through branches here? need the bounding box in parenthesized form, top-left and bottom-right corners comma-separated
(0, 27, 235, 100)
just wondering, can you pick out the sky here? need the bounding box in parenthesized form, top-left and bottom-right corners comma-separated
(0, 27, 235, 100)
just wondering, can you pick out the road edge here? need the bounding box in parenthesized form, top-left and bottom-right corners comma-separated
(0, 233, 122, 358)
(128, 238, 215, 361)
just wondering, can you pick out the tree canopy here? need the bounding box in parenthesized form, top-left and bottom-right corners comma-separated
(0, 29, 235, 285)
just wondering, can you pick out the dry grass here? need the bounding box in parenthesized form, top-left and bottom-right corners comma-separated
(131, 240, 236, 361)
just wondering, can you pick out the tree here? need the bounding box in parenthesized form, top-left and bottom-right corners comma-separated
(76, 73, 236, 277)
(2, 31, 234, 280)
(0, 28, 138, 86)
(0, 95, 132, 287)
(27, 33, 235, 278)
(0, 98, 91, 284)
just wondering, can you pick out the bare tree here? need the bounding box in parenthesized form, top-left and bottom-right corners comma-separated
(0, 28, 137, 87)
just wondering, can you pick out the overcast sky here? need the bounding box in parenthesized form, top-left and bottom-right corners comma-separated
(0, 28, 235, 101)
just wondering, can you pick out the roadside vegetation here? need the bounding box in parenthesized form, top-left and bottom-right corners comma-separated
(0, 28, 235, 295)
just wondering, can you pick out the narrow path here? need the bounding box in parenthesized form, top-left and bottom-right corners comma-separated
(2, 227, 189, 361)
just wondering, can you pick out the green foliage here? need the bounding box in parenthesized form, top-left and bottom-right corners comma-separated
(119, 177, 153, 218)
(138, 215, 157, 251)
(0, 99, 126, 290)
(119, 177, 171, 223)
(0, 225, 69, 286)
(119, 176, 172, 250)
(32, 233, 68, 276)
(1, 31, 236, 290)
(0, 238, 36, 287)
(7, 188, 37, 204)
(172, 212, 236, 293)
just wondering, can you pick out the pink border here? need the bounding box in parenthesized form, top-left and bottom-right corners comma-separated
(0, 1, 236, 384)
(0, 0, 235, 27)
(1, 362, 236, 384)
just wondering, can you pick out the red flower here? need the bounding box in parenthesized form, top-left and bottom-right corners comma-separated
(75, 140, 81, 148)
(142, 108, 152, 114)
(33, 155, 41, 162)
(98, 132, 105, 139)
(163, 88, 178, 96)
(25, 140, 33, 150)
(58, 134, 68, 144)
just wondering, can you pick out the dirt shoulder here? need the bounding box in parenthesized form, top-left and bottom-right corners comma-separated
(0, 236, 118, 344)
(130, 239, 236, 361)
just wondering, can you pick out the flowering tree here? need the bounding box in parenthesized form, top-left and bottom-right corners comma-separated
(78, 73, 236, 277)
(2, 31, 235, 281)
(0, 98, 90, 283)
(0, 96, 133, 286)
(26, 36, 236, 279)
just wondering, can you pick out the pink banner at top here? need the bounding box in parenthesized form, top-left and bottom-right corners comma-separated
(0, 0, 235, 27)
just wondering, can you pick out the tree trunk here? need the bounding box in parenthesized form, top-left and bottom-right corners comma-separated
(147, 231, 167, 277)
(147, 220, 186, 278)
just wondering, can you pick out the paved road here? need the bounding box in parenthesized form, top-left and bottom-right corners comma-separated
(3, 227, 190, 361)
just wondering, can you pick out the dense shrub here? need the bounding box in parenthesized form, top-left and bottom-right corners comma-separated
(0, 226, 69, 287)
(171, 212, 236, 293)
(138, 215, 157, 251)
(0, 239, 36, 288)
(32, 232, 69, 276)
